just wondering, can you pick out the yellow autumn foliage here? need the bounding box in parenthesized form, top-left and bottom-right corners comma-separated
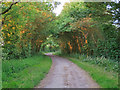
(7, 33, 10, 37)
(12, 27, 15, 29)
(4, 25, 7, 27)
(7, 41, 10, 44)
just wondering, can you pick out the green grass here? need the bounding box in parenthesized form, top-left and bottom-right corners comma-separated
(64, 53, 119, 73)
(2, 55, 52, 88)
(69, 58, 119, 88)
(0, 62, 1, 90)
(0, 47, 2, 89)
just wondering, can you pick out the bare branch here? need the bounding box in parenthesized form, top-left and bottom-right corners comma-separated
(0, 1, 19, 15)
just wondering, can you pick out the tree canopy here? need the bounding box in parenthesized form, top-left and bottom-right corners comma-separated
(1, 1, 119, 61)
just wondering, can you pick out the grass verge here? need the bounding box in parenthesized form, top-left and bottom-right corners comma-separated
(69, 58, 118, 88)
(2, 55, 52, 88)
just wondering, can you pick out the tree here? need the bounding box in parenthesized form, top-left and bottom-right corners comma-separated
(49, 2, 119, 61)
(1, 2, 58, 60)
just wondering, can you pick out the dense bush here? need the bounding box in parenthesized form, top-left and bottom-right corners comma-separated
(91, 24, 120, 61)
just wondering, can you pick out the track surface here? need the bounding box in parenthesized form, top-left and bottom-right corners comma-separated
(35, 53, 99, 88)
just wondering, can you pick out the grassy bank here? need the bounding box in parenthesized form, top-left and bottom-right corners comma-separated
(0, 48, 2, 89)
(2, 55, 52, 88)
(68, 55, 118, 88)
(0, 61, 1, 90)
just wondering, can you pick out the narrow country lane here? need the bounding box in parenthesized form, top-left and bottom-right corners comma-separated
(35, 53, 100, 88)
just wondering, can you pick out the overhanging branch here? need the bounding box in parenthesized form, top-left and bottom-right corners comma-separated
(0, 1, 19, 15)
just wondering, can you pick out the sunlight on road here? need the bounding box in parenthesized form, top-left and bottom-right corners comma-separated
(45, 53, 53, 56)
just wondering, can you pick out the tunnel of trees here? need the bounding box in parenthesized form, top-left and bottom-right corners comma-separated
(0, 1, 120, 61)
